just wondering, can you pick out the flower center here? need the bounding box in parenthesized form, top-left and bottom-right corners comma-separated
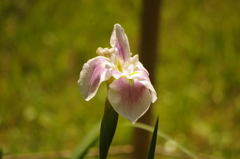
(116, 59, 123, 72)
(96, 46, 138, 80)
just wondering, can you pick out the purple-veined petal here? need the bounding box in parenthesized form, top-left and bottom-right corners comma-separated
(110, 24, 131, 62)
(130, 61, 150, 82)
(110, 69, 122, 79)
(138, 80, 157, 103)
(134, 61, 149, 76)
(78, 56, 112, 101)
(130, 70, 157, 103)
(108, 77, 152, 123)
(128, 62, 157, 103)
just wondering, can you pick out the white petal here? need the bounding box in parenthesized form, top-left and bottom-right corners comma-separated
(108, 77, 152, 123)
(131, 63, 150, 82)
(110, 24, 131, 62)
(110, 70, 122, 79)
(138, 80, 157, 103)
(130, 64, 157, 103)
(129, 54, 139, 65)
(78, 56, 112, 101)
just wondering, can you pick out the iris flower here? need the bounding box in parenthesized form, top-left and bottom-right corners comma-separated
(78, 24, 157, 123)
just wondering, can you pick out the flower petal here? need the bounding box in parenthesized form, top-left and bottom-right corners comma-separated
(78, 56, 112, 101)
(138, 80, 157, 103)
(126, 61, 157, 103)
(130, 69, 157, 103)
(108, 77, 152, 123)
(110, 24, 131, 62)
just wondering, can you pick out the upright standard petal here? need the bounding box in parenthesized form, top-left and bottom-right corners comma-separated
(108, 77, 152, 123)
(78, 56, 112, 101)
(110, 24, 131, 62)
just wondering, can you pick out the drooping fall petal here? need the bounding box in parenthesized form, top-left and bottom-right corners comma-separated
(108, 77, 152, 123)
(130, 67, 157, 103)
(78, 56, 112, 101)
(138, 80, 157, 103)
(110, 24, 131, 62)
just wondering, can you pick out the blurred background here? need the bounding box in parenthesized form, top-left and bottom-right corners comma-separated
(1, 0, 240, 158)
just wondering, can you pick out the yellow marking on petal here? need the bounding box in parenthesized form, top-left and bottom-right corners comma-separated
(130, 72, 140, 76)
(120, 75, 127, 78)
(107, 76, 115, 85)
(117, 59, 123, 72)
(113, 64, 119, 72)
(120, 75, 133, 85)
(128, 78, 134, 85)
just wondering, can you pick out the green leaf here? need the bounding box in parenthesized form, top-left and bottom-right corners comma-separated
(0, 148, 2, 159)
(147, 116, 159, 159)
(100, 98, 119, 159)
(125, 122, 198, 159)
(71, 122, 100, 159)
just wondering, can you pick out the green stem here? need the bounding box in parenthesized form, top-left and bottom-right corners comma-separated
(99, 98, 119, 159)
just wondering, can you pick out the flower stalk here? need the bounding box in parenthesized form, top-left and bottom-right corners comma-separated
(100, 98, 118, 159)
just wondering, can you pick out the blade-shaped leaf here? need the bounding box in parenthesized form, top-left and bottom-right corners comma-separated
(100, 98, 119, 159)
(0, 148, 2, 159)
(147, 116, 159, 159)
(71, 122, 100, 159)
(125, 122, 198, 159)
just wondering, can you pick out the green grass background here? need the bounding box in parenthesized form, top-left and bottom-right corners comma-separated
(1, 0, 240, 158)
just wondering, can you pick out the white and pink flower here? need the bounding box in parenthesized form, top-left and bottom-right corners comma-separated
(78, 24, 157, 123)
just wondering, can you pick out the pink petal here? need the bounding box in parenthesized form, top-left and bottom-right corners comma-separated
(108, 77, 152, 123)
(78, 56, 112, 101)
(130, 69, 157, 103)
(110, 24, 131, 62)
(138, 80, 157, 103)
